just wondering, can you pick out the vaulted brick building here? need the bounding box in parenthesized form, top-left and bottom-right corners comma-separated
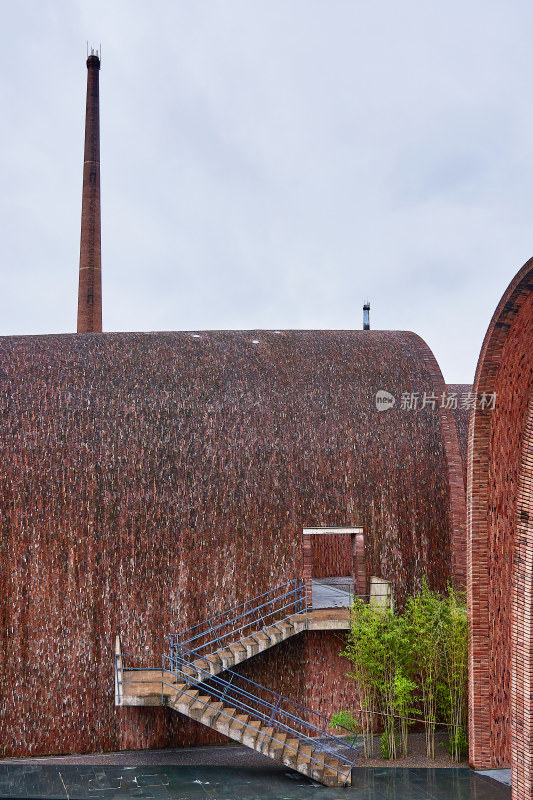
(0, 329, 466, 757)
(467, 257, 533, 800)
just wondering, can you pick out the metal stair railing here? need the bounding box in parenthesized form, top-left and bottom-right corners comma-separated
(162, 648, 360, 785)
(170, 579, 306, 660)
(115, 652, 163, 705)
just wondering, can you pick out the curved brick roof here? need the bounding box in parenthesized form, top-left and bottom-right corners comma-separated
(0, 329, 465, 757)
(467, 258, 533, 787)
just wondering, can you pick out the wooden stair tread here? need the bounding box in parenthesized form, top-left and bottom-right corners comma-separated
(229, 714, 250, 730)
(277, 626, 295, 636)
(199, 705, 219, 717)
(284, 737, 300, 751)
(190, 695, 210, 706)
(200, 652, 222, 666)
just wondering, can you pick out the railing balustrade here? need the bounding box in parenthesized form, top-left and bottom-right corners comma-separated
(170, 579, 306, 659)
(162, 648, 360, 784)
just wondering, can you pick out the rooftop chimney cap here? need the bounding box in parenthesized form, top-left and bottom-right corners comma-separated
(363, 300, 370, 331)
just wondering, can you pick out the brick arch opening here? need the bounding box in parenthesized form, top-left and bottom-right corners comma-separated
(467, 257, 533, 784)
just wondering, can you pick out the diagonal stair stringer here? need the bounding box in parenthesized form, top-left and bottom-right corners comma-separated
(179, 613, 307, 686)
(163, 680, 354, 787)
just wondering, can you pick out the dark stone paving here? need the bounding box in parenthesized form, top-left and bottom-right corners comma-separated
(1, 745, 280, 769)
(0, 762, 511, 799)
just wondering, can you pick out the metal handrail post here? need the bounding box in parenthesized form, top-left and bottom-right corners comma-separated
(114, 653, 121, 706)
(220, 672, 234, 703)
(268, 695, 281, 726)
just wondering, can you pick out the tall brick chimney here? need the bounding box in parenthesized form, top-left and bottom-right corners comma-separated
(77, 50, 102, 333)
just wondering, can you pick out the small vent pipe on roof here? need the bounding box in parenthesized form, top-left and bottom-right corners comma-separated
(363, 301, 370, 331)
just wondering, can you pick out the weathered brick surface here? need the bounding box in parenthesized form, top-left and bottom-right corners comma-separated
(467, 257, 533, 798)
(446, 384, 472, 489)
(413, 337, 467, 586)
(512, 399, 533, 800)
(236, 631, 354, 715)
(77, 54, 102, 333)
(312, 532, 353, 578)
(0, 330, 463, 756)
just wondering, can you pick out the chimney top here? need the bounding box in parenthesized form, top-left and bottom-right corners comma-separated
(363, 301, 370, 331)
(86, 44, 101, 68)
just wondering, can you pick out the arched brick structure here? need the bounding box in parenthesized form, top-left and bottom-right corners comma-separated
(467, 258, 533, 794)
(512, 398, 533, 797)
(412, 337, 467, 585)
(0, 329, 465, 757)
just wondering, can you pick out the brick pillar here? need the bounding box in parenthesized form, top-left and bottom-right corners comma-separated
(467, 399, 493, 767)
(302, 532, 313, 608)
(352, 531, 367, 596)
(77, 53, 102, 333)
(511, 397, 533, 800)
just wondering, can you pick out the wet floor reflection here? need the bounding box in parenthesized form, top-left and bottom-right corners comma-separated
(0, 765, 511, 800)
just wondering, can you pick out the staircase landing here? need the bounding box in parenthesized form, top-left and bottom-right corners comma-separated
(119, 609, 349, 707)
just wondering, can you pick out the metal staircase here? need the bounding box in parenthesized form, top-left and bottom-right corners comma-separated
(115, 580, 360, 787)
(168, 581, 307, 685)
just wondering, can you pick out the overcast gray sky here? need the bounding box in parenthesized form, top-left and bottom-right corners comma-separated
(2, 0, 533, 383)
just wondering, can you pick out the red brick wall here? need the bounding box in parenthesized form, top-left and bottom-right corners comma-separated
(511, 399, 533, 798)
(0, 330, 462, 757)
(311, 532, 353, 578)
(232, 630, 357, 737)
(467, 257, 533, 792)
(446, 384, 472, 490)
